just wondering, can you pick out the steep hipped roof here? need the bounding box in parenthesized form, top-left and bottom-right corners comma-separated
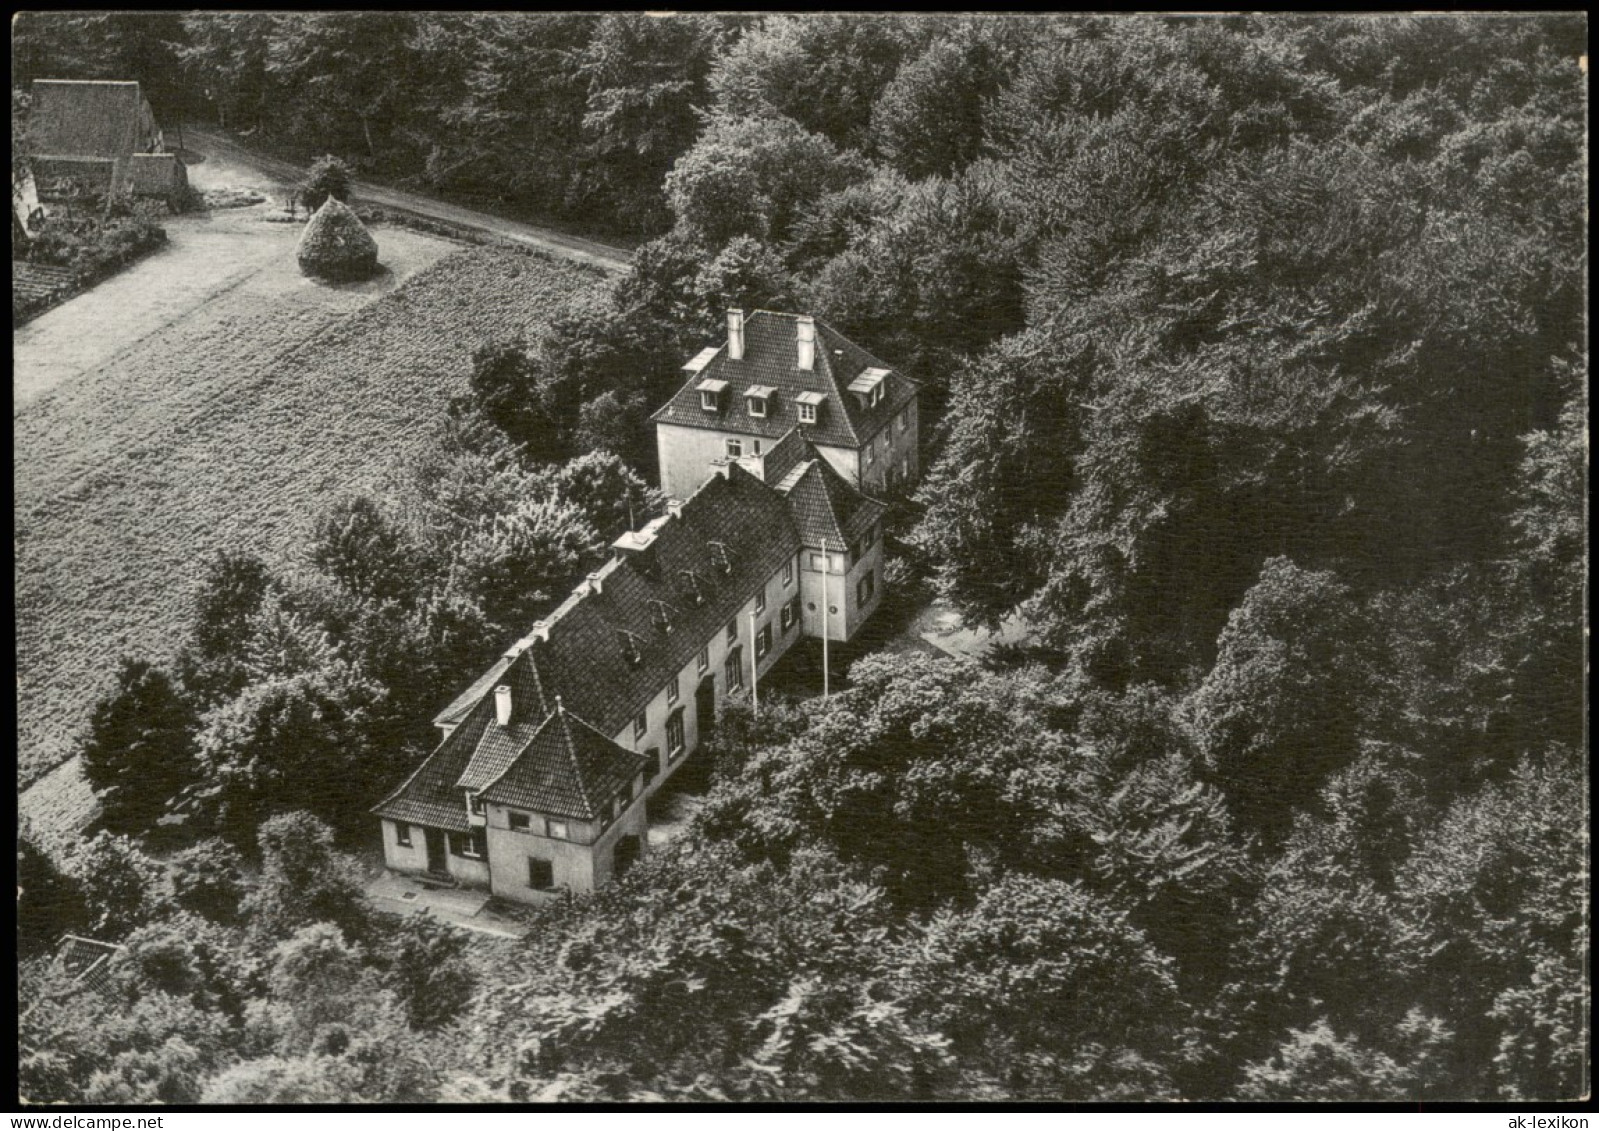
(479, 708, 647, 820)
(651, 311, 918, 448)
(780, 457, 887, 550)
(29, 80, 150, 161)
(376, 667, 647, 824)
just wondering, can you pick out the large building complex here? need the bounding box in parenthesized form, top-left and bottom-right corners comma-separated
(373, 310, 918, 902)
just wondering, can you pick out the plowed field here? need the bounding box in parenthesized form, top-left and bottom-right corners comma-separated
(15, 244, 603, 808)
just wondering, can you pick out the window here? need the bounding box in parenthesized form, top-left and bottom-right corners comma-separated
(667, 708, 686, 756)
(453, 830, 486, 859)
(753, 440, 763, 455)
(528, 857, 555, 890)
(548, 820, 569, 841)
(469, 793, 484, 816)
(747, 395, 766, 418)
(697, 645, 709, 673)
(644, 748, 660, 783)
(634, 709, 648, 740)
(865, 443, 875, 466)
(613, 795, 626, 823)
(726, 618, 737, 644)
(900, 406, 910, 432)
(810, 552, 825, 571)
(508, 811, 531, 833)
(394, 822, 412, 847)
(900, 456, 909, 481)
(781, 600, 795, 633)
(726, 439, 743, 459)
(798, 401, 817, 424)
(667, 673, 679, 705)
(782, 558, 794, 587)
(756, 624, 772, 659)
(725, 647, 744, 691)
(859, 569, 877, 605)
(755, 587, 766, 614)
(700, 390, 718, 412)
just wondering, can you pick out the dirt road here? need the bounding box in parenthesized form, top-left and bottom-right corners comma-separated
(182, 126, 633, 274)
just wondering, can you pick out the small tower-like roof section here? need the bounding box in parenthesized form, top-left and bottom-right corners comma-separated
(778, 457, 887, 550)
(479, 707, 647, 821)
(653, 311, 918, 448)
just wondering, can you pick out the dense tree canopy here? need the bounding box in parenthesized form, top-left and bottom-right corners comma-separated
(20, 13, 1586, 1104)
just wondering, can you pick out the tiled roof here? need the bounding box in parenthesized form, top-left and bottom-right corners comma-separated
(29, 81, 149, 161)
(780, 458, 887, 550)
(525, 463, 799, 736)
(383, 463, 802, 830)
(480, 709, 647, 820)
(651, 311, 918, 449)
(759, 427, 811, 489)
(455, 654, 553, 792)
(373, 701, 491, 831)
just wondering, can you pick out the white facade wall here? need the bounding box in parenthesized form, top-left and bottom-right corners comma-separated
(612, 551, 804, 795)
(799, 535, 883, 642)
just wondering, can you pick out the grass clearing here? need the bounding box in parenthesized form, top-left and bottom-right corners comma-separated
(16, 242, 606, 801)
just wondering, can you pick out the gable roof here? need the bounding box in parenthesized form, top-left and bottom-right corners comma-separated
(779, 457, 887, 550)
(651, 311, 919, 449)
(479, 708, 647, 820)
(29, 80, 152, 161)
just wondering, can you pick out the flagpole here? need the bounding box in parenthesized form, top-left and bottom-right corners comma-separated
(821, 540, 831, 699)
(749, 607, 760, 720)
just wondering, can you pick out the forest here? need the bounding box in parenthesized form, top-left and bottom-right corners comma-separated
(14, 13, 1588, 1104)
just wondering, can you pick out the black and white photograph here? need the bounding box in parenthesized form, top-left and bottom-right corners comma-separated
(13, 10, 1588, 1108)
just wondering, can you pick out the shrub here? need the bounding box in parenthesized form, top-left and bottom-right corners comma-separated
(301, 155, 352, 212)
(297, 198, 379, 281)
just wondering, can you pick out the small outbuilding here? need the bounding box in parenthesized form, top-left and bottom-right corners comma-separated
(28, 79, 187, 206)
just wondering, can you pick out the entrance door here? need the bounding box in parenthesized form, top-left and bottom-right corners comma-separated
(424, 828, 448, 874)
(695, 675, 716, 746)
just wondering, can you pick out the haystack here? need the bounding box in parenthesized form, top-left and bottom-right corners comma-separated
(297, 197, 379, 281)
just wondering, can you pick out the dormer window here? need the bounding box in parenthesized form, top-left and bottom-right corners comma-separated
(796, 391, 826, 424)
(745, 385, 775, 418)
(697, 378, 728, 412)
(848, 367, 889, 411)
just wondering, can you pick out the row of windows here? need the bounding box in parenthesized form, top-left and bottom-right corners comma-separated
(632, 558, 798, 739)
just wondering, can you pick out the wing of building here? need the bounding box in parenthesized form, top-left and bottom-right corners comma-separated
(374, 311, 915, 903)
(652, 309, 920, 502)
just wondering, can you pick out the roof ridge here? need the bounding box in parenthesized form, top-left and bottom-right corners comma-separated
(554, 705, 597, 817)
(811, 462, 848, 550)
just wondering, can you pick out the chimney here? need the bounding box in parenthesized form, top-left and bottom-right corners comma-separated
(666, 498, 684, 519)
(587, 571, 604, 595)
(797, 314, 815, 371)
(494, 684, 513, 727)
(531, 620, 550, 642)
(727, 309, 745, 361)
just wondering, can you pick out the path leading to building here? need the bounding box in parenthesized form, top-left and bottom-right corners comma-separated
(182, 126, 632, 274)
(366, 871, 529, 940)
